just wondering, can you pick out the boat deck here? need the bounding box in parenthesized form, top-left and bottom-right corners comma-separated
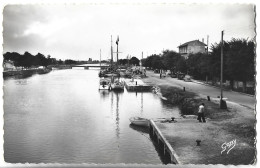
(124, 79, 152, 91)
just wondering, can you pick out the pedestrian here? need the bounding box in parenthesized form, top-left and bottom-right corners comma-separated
(197, 103, 206, 123)
(160, 73, 162, 79)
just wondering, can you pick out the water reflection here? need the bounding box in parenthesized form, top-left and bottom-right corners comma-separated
(129, 124, 149, 134)
(99, 90, 110, 100)
(115, 92, 120, 139)
(15, 79, 29, 85)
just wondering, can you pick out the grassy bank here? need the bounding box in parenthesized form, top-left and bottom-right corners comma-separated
(158, 84, 255, 147)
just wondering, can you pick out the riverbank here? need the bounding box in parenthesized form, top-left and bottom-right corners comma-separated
(142, 71, 256, 165)
(3, 68, 51, 78)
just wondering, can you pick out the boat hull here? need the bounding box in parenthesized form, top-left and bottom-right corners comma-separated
(129, 117, 149, 127)
(111, 84, 124, 90)
(99, 85, 111, 90)
(99, 78, 111, 90)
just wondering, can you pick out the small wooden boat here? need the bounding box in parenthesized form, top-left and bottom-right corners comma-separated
(129, 117, 149, 127)
(99, 78, 111, 90)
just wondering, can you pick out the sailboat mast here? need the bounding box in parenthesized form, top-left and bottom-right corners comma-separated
(111, 35, 113, 68)
(116, 36, 119, 66)
(100, 49, 101, 68)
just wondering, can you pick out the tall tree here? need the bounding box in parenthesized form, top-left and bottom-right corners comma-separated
(161, 50, 181, 73)
(209, 41, 230, 82)
(129, 56, 140, 66)
(225, 38, 255, 91)
(186, 53, 210, 80)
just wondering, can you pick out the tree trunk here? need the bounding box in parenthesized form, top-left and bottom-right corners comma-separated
(230, 79, 234, 90)
(243, 80, 247, 93)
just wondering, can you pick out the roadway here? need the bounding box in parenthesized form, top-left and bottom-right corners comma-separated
(145, 71, 255, 109)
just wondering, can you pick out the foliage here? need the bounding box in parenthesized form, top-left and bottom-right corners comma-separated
(65, 59, 77, 65)
(186, 53, 210, 80)
(118, 59, 128, 65)
(209, 41, 231, 80)
(129, 56, 140, 66)
(225, 38, 255, 82)
(3, 52, 53, 68)
(208, 38, 255, 86)
(161, 50, 182, 72)
(176, 56, 187, 73)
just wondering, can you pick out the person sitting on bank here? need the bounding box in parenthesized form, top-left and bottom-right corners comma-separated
(197, 103, 206, 123)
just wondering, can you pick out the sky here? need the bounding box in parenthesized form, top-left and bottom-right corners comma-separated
(3, 3, 255, 61)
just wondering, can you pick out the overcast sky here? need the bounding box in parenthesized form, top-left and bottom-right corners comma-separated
(3, 3, 255, 61)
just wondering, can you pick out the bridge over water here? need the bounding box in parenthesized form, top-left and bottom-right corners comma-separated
(72, 64, 110, 69)
(49, 64, 110, 69)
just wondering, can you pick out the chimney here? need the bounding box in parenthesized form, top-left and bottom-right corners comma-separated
(202, 38, 204, 43)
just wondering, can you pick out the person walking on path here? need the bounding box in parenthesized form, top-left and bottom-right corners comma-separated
(198, 103, 206, 123)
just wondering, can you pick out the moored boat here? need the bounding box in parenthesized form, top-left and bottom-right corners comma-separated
(99, 78, 111, 90)
(129, 117, 149, 127)
(111, 79, 124, 90)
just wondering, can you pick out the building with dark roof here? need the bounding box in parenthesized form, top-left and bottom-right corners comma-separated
(178, 40, 207, 58)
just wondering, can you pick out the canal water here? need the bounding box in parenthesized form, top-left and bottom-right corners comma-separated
(4, 69, 181, 164)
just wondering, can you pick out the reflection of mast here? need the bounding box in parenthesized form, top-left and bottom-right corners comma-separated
(115, 92, 120, 139)
(141, 92, 143, 115)
(111, 92, 114, 116)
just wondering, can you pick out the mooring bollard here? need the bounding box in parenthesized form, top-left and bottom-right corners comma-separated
(183, 87, 185, 91)
(220, 99, 227, 109)
(196, 140, 201, 146)
(207, 96, 211, 101)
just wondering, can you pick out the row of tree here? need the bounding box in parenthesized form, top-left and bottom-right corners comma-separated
(3, 52, 92, 68)
(117, 57, 140, 66)
(141, 38, 255, 91)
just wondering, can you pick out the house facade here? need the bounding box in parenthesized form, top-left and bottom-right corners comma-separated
(178, 40, 207, 59)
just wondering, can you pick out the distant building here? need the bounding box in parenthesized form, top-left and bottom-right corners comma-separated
(88, 58, 92, 63)
(3, 60, 15, 71)
(178, 40, 207, 59)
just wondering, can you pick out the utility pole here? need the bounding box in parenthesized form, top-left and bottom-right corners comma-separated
(206, 35, 209, 82)
(141, 52, 143, 73)
(127, 55, 129, 67)
(220, 30, 227, 109)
